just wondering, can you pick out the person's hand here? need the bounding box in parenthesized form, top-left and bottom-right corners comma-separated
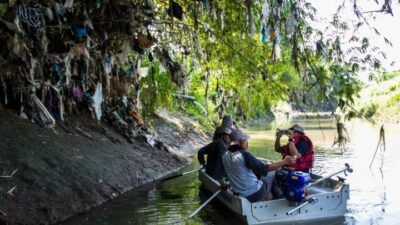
(276, 130, 283, 138)
(219, 180, 228, 191)
(287, 130, 294, 139)
(282, 155, 293, 166)
(291, 155, 298, 165)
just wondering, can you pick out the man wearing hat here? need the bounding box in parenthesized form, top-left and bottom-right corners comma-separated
(212, 114, 237, 141)
(222, 129, 293, 202)
(274, 124, 314, 173)
(198, 126, 232, 180)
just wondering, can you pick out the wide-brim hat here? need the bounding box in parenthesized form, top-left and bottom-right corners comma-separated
(289, 124, 305, 133)
(221, 114, 233, 127)
(230, 128, 250, 142)
(215, 126, 232, 135)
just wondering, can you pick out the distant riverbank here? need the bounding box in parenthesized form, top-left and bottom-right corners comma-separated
(356, 71, 400, 123)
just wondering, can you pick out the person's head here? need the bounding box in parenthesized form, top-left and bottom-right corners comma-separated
(288, 124, 305, 138)
(215, 126, 232, 143)
(221, 127, 232, 144)
(221, 114, 233, 127)
(230, 129, 250, 150)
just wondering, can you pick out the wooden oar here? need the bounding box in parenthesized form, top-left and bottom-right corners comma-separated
(160, 167, 202, 182)
(188, 189, 222, 218)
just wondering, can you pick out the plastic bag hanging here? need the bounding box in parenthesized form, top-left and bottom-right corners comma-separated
(245, 0, 256, 37)
(202, 0, 209, 10)
(261, 0, 269, 25)
(273, 42, 281, 60)
(18, 4, 43, 28)
(275, 30, 281, 44)
(64, 0, 74, 9)
(287, 13, 297, 37)
(92, 83, 103, 120)
(261, 26, 269, 43)
(31, 93, 56, 126)
(219, 10, 225, 30)
(102, 53, 113, 93)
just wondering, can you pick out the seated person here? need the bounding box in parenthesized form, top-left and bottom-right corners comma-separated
(212, 114, 237, 141)
(274, 124, 314, 173)
(222, 129, 292, 202)
(198, 127, 232, 180)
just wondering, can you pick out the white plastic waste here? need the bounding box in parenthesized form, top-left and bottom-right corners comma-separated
(92, 83, 103, 120)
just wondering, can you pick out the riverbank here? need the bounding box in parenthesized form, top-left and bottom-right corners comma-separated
(356, 71, 400, 123)
(0, 109, 209, 225)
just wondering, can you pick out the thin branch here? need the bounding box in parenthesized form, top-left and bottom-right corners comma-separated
(7, 186, 17, 196)
(362, 9, 385, 14)
(0, 209, 6, 216)
(0, 169, 18, 178)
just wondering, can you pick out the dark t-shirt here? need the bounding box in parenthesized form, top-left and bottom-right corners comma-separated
(241, 151, 269, 179)
(198, 140, 229, 180)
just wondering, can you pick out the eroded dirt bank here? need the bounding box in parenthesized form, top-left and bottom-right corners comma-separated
(0, 109, 209, 225)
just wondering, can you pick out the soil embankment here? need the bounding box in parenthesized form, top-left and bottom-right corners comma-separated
(0, 109, 209, 225)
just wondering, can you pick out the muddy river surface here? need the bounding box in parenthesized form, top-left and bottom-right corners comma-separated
(61, 118, 400, 225)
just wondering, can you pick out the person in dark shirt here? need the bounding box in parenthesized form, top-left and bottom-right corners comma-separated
(198, 127, 232, 180)
(274, 124, 314, 173)
(212, 114, 237, 141)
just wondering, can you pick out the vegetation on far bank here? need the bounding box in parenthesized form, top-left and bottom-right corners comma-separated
(354, 71, 400, 122)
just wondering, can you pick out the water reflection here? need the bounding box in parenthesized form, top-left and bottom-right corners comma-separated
(61, 119, 400, 225)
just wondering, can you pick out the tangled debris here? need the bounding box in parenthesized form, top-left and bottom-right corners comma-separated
(0, 0, 187, 144)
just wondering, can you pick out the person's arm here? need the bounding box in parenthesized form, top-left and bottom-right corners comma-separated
(268, 156, 292, 171)
(198, 142, 214, 166)
(242, 151, 269, 177)
(288, 139, 300, 158)
(274, 132, 285, 153)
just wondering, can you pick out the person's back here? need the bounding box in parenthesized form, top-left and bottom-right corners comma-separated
(222, 145, 263, 197)
(222, 129, 293, 202)
(198, 127, 231, 180)
(198, 140, 229, 180)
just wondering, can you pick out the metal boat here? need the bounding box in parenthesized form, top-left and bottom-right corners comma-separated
(198, 166, 350, 225)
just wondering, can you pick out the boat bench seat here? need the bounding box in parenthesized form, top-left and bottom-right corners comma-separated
(308, 186, 332, 194)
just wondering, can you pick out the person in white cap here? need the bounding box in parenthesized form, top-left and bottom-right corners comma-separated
(274, 124, 314, 173)
(222, 129, 292, 202)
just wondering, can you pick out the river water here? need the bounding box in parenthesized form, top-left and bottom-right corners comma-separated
(61, 118, 400, 225)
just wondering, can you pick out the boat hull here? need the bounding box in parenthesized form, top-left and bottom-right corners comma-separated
(199, 169, 349, 225)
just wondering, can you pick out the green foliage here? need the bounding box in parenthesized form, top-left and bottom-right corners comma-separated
(387, 93, 400, 107)
(354, 71, 400, 121)
(138, 0, 382, 123)
(375, 71, 398, 82)
(359, 103, 379, 118)
(389, 84, 399, 92)
(140, 63, 178, 117)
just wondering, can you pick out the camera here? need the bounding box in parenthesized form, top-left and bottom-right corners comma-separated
(277, 129, 289, 135)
